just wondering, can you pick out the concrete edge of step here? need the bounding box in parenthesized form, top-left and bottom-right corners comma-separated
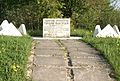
(32, 37, 82, 40)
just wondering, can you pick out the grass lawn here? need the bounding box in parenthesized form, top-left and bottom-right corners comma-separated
(71, 29, 120, 81)
(0, 36, 32, 81)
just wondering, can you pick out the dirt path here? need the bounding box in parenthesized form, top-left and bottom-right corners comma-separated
(32, 39, 115, 81)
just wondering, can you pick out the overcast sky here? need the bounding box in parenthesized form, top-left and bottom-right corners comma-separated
(114, 1, 120, 8)
(111, 0, 120, 9)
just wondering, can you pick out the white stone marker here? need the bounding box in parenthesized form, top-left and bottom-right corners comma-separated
(0, 20, 9, 35)
(18, 24, 27, 35)
(43, 18, 70, 38)
(0, 26, 2, 31)
(0, 20, 9, 29)
(93, 25, 101, 37)
(0, 26, 2, 34)
(0, 20, 22, 36)
(113, 25, 120, 35)
(96, 24, 119, 38)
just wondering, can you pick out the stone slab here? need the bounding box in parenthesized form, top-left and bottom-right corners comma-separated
(71, 57, 105, 66)
(36, 40, 59, 46)
(60, 39, 80, 44)
(69, 51, 100, 58)
(37, 40, 57, 43)
(73, 68, 112, 81)
(34, 56, 66, 66)
(36, 43, 59, 47)
(77, 47, 97, 52)
(61, 40, 91, 48)
(66, 47, 96, 53)
(35, 46, 62, 50)
(34, 49, 65, 56)
(32, 67, 66, 81)
(63, 41, 98, 53)
(43, 18, 70, 38)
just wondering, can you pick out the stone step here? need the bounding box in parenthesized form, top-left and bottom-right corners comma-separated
(34, 49, 65, 56)
(69, 51, 99, 56)
(35, 46, 62, 50)
(73, 68, 113, 81)
(34, 56, 66, 66)
(32, 67, 66, 81)
(31, 39, 115, 81)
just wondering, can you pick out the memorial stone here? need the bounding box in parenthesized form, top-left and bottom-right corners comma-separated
(113, 25, 120, 35)
(43, 18, 70, 38)
(96, 24, 119, 38)
(0, 20, 22, 36)
(0, 20, 9, 28)
(18, 24, 27, 35)
(0, 26, 2, 31)
(93, 25, 101, 37)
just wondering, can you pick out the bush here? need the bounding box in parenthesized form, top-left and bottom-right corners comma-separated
(0, 0, 63, 31)
(28, 29, 43, 37)
(71, 29, 92, 37)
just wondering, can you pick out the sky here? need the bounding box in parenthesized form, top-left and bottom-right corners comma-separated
(111, 0, 120, 9)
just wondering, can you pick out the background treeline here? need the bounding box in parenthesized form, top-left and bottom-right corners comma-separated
(0, 0, 120, 33)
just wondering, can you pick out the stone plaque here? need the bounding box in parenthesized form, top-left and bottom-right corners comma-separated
(43, 18, 70, 38)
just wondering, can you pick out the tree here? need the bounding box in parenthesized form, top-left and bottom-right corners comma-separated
(0, 0, 63, 31)
(1, 0, 120, 32)
(59, 0, 115, 30)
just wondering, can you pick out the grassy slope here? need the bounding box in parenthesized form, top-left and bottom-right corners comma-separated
(0, 36, 32, 81)
(71, 29, 120, 80)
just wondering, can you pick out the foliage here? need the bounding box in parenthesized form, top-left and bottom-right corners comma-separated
(71, 29, 120, 81)
(100, 9, 120, 28)
(0, 0, 120, 35)
(73, 0, 113, 29)
(0, 0, 63, 31)
(0, 36, 32, 81)
(71, 28, 92, 37)
(28, 29, 43, 37)
(59, 0, 120, 30)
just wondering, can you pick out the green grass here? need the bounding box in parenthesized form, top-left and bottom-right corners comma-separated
(71, 29, 92, 37)
(71, 29, 120, 81)
(0, 36, 32, 81)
